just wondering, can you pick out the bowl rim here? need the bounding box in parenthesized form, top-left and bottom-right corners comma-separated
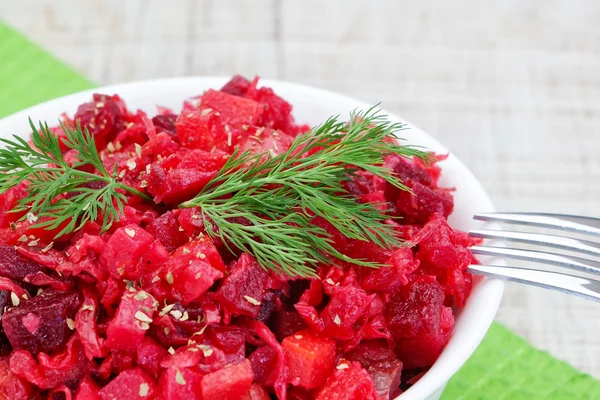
(0, 76, 504, 400)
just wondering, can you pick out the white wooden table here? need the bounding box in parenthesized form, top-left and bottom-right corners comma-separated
(2, 0, 600, 378)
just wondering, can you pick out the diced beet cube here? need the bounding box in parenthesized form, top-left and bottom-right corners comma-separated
(177, 148, 229, 171)
(175, 108, 226, 151)
(248, 345, 278, 386)
(238, 127, 294, 156)
(142, 131, 181, 159)
(111, 350, 136, 373)
(172, 260, 223, 305)
(201, 359, 254, 400)
(344, 239, 393, 264)
(386, 276, 445, 340)
(100, 225, 154, 280)
(272, 310, 307, 341)
(320, 285, 374, 340)
(345, 170, 387, 198)
(136, 337, 168, 379)
(344, 340, 397, 367)
(105, 290, 157, 352)
(146, 150, 229, 204)
(415, 217, 459, 268)
(215, 253, 269, 317)
(0, 358, 35, 400)
(344, 341, 403, 399)
(152, 114, 178, 136)
(221, 75, 252, 96)
(3, 290, 80, 354)
(74, 94, 128, 148)
(0, 244, 44, 281)
(247, 86, 295, 133)
(361, 248, 419, 293)
(389, 248, 420, 283)
(390, 155, 433, 186)
(367, 360, 403, 400)
(147, 211, 188, 252)
(165, 237, 225, 305)
(201, 89, 265, 127)
(282, 330, 336, 389)
(98, 368, 157, 400)
(75, 375, 101, 400)
(414, 153, 446, 184)
(139, 271, 171, 305)
(386, 276, 453, 369)
(395, 182, 453, 223)
(136, 240, 170, 277)
(159, 344, 212, 371)
(398, 307, 453, 370)
(176, 207, 204, 237)
(444, 251, 473, 307)
(414, 217, 474, 307)
(208, 327, 246, 358)
(316, 361, 379, 400)
(394, 333, 449, 370)
(159, 367, 203, 400)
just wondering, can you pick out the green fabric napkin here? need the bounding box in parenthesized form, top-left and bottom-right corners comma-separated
(0, 23, 94, 116)
(1, 20, 600, 400)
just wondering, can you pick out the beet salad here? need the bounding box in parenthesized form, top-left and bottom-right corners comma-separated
(0, 76, 477, 400)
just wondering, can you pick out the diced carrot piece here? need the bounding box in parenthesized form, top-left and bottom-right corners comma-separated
(282, 330, 336, 389)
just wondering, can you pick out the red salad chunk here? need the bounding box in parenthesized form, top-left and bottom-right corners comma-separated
(316, 361, 379, 400)
(98, 368, 157, 400)
(0, 245, 44, 281)
(100, 225, 155, 280)
(105, 290, 158, 352)
(283, 330, 337, 389)
(0, 358, 34, 400)
(201, 359, 254, 400)
(0, 75, 475, 398)
(3, 291, 81, 355)
(215, 253, 269, 318)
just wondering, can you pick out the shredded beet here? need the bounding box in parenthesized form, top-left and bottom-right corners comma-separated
(0, 76, 475, 399)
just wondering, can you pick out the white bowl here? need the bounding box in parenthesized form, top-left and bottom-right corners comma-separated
(0, 77, 504, 400)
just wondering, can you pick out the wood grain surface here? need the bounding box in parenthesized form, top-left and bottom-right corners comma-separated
(2, 0, 600, 378)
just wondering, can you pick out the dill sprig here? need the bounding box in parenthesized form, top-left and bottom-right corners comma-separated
(180, 107, 431, 277)
(0, 108, 430, 277)
(0, 119, 150, 238)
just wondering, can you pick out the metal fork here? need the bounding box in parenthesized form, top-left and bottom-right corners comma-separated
(467, 213, 600, 302)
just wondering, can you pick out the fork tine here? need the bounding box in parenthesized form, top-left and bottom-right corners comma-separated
(469, 229, 600, 258)
(468, 264, 600, 303)
(470, 245, 600, 276)
(474, 213, 600, 237)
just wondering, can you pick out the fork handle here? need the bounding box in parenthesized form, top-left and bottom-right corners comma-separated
(468, 264, 600, 303)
